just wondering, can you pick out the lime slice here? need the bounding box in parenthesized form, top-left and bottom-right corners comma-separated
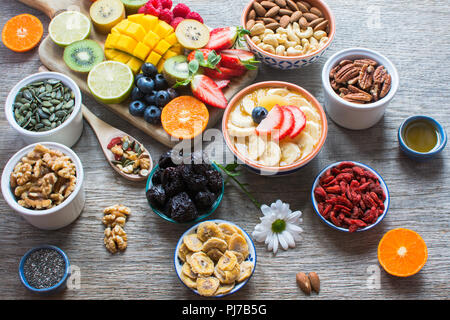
(88, 61, 134, 104)
(49, 11, 91, 46)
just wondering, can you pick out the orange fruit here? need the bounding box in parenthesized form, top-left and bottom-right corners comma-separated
(378, 228, 428, 277)
(2, 14, 43, 52)
(161, 96, 209, 140)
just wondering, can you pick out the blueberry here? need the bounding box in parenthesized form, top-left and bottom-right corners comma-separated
(156, 90, 170, 108)
(135, 73, 145, 86)
(167, 88, 178, 100)
(144, 90, 157, 105)
(154, 74, 168, 90)
(137, 77, 155, 94)
(144, 105, 161, 124)
(129, 100, 147, 117)
(141, 63, 157, 78)
(131, 87, 144, 101)
(252, 106, 268, 124)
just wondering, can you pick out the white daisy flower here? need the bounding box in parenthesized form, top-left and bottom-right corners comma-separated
(252, 200, 303, 255)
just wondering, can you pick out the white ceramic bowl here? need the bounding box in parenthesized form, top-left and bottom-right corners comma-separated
(5, 72, 83, 147)
(1, 142, 85, 230)
(321, 48, 399, 130)
(174, 219, 257, 298)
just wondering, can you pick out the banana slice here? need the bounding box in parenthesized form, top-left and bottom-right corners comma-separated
(238, 261, 254, 282)
(288, 95, 312, 108)
(206, 248, 223, 262)
(241, 96, 255, 115)
(214, 264, 240, 284)
(182, 262, 198, 279)
(183, 234, 203, 252)
(228, 234, 249, 259)
(247, 135, 266, 161)
(197, 221, 224, 242)
(178, 243, 191, 263)
(180, 272, 197, 289)
(185, 252, 193, 265)
(280, 142, 301, 166)
(215, 282, 235, 295)
(196, 277, 220, 297)
(189, 252, 214, 276)
(218, 223, 238, 242)
(303, 120, 321, 141)
(230, 108, 255, 128)
(227, 123, 256, 137)
(230, 250, 244, 264)
(300, 106, 320, 123)
(234, 140, 249, 157)
(259, 141, 281, 167)
(267, 88, 290, 96)
(217, 250, 238, 271)
(294, 131, 315, 159)
(214, 265, 227, 284)
(202, 237, 228, 253)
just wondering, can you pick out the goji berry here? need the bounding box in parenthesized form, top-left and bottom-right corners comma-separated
(107, 137, 122, 149)
(337, 161, 355, 169)
(325, 185, 341, 194)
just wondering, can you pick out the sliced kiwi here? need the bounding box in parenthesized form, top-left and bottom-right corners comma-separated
(90, 0, 125, 34)
(163, 55, 190, 86)
(120, 0, 147, 14)
(63, 40, 105, 73)
(175, 19, 210, 50)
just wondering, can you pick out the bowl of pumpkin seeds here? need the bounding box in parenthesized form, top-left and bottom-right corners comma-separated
(5, 72, 83, 147)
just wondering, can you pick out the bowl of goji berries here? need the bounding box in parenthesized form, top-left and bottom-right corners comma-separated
(311, 161, 389, 233)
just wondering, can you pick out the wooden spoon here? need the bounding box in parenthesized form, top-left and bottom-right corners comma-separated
(38, 66, 153, 182)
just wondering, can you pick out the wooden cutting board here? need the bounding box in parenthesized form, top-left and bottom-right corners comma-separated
(19, 0, 258, 147)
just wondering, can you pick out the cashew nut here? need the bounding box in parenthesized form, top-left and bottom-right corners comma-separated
(301, 38, 309, 46)
(250, 23, 265, 36)
(295, 26, 313, 39)
(275, 45, 286, 56)
(263, 34, 278, 47)
(263, 29, 274, 37)
(276, 27, 288, 35)
(286, 46, 302, 56)
(301, 42, 310, 54)
(313, 30, 327, 40)
(275, 33, 287, 44)
(285, 40, 297, 48)
(309, 36, 319, 47)
(261, 44, 275, 54)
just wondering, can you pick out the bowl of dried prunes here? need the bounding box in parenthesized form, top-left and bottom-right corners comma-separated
(145, 150, 225, 223)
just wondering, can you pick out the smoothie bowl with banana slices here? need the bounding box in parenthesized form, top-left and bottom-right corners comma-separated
(222, 81, 327, 175)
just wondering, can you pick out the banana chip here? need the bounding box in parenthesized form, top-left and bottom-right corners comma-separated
(206, 248, 224, 262)
(182, 263, 197, 279)
(189, 252, 214, 276)
(215, 282, 235, 295)
(202, 237, 228, 253)
(231, 250, 244, 264)
(197, 221, 224, 242)
(229, 233, 249, 259)
(183, 234, 203, 252)
(218, 223, 238, 242)
(196, 277, 220, 297)
(178, 243, 191, 263)
(180, 272, 197, 289)
(238, 261, 254, 282)
(217, 250, 238, 271)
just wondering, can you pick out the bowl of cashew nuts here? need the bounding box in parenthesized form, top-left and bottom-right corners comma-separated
(242, 0, 335, 70)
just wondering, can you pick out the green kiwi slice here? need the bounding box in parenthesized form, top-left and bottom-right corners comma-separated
(63, 40, 105, 73)
(120, 0, 147, 14)
(162, 55, 190, 86)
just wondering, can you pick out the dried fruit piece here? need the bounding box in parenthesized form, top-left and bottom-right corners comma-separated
(183, 234, 203, 252)
(180, 271, 197, 289)
(196, 277, 220, 296)
(308, 272, 320, 293)
(197, 221, 224, 242)
(182, 262, 198, 279)
(228, 233, 249, 259)
(202, 237, 228, 253)
(215, 282, 235, 295)
(296, 272, 311, 295)
(189, 252, 214, 276)
(178, 243, 190, 262)
(217, 250, 238, 271)
(238, 261, 254, 282)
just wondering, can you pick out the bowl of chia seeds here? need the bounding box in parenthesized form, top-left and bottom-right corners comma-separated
(19, 245, 70, 294)
(5, 72, 83, 147)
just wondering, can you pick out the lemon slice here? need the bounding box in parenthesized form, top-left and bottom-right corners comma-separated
(88, 61, 134, 104)
(49, 11, 91, 46)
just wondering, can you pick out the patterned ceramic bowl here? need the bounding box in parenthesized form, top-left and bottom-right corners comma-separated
(241, 0, 335, 70)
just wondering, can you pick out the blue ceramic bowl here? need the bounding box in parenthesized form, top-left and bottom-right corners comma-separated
(145, 163, 225, 224)
(19, 245, 70, 294)
(174, 219, 257, 298)
(311, 161, 390, 232)
(398, 115, 447, 161)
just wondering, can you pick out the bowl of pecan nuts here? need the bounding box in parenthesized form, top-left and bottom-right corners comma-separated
(1, 142, 85, 230)
(242, 0, 335, 69)
(321, 48, 399, 130)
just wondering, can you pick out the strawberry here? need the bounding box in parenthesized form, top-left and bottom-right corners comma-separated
(219, 49, 259, 72)
(204, 26, 250, 51)
(203, 66, 245, 80)
(271, 106, 295, 141)
(284, 105, 306, 138)
(191, 74, 228, 109)
(256, 105, 284, 136)
(214, 79, 230, 89)
(187, 49, 214, 62)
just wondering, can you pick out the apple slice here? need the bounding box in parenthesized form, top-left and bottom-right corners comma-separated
(271, 106, 295, 141)
(256, 105, 284, 136)
(285, 105, 307, 139)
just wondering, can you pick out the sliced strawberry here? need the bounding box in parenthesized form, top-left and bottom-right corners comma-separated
(284, 105, 306, 138)
(205, 27, 250, 51)
(256, 105, 284, 136)
(203, 66, 245, 80)
(214, 79, 230, 89)
(187, 49, 214, 62)
(219, 49, 259, 72)
(271, 107, 295, 141)
(190, 74, 228, 109)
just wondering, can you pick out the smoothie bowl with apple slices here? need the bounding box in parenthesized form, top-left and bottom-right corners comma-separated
(222, 81, 327, 175)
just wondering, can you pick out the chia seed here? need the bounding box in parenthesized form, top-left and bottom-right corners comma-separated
(23, 248, 66, 289)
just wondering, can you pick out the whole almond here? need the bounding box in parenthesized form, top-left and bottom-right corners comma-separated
(310, 6, 323, 17)
(261, 1, 276, 9)
(275, 15, 281, 21)
(263, 17, 278, 24)
(308, 17, 324, 28)
(296, 1, 309, 13)
(248, 9, 256, 20)
(286, 0, 298, 11)
(308, 272, 320, 293)
(279, 15, 291, 28)
(246, 19, 256, 30)
(299, 16, 308, 28)
(253, 2, 267, 16)
(275, 0, 287, 8)
(299, 1, 311, 10)
(303, 12, 319, 21)
(290, 11, 302, 22)
(279, 8, 293, 15)
(314, 20, 328, 31)
(265, 6, 280, 17)
(265, 22, 281, 30)
(296, 272, 311, 295)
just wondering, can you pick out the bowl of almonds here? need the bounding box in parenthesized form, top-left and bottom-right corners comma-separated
(242, 0, 335, 69)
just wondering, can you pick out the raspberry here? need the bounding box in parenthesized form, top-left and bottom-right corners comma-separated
(159, 8, 174, 24)
(149, 0, 162, 9)
(185, 11, 203, 23)
(170, 17, 184, 29)
(172, 3, 191, 18)
(160, 0, 172, 10)
(144, 4, 161, 17)
(138, 6, 147, 14)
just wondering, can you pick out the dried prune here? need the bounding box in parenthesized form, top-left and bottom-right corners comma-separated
(146, 184, 166, 209)
(167, 192, 198, 222)
(184, 173, 207, 193)
(152, 168, 163, 184)
(158, 150, 182, 168)
(195, 191, 217, 210)
(161, 167, 184, 197)
(205, 170, 223, 193)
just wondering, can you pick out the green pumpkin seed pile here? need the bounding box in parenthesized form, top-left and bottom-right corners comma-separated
(13, 79, 75, 132)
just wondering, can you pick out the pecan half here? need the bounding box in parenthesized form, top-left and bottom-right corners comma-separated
(379, 73, 391, 98)
(334, 64, 360, 84)
(373, 65, 387, 83)
(358, 64, 373, 90)
(354, 59, 377, 67)
(342, 92, 373, 103)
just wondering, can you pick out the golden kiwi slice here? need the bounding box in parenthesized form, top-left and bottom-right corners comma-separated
(229, 233, 249, 259)
(202, 237, 228, 253)
(183, 234, 203, 252)
(216, 282, 235, 295)
(238, 261, 254, 282)
(217, 250, 238, 271)
(180, 272, 197, 289)
(189, 252, 214, 276)
(175, 19, 210, 50)
(196, 221, 224, 242)
(182, 262, 198, 279)
(196, 277, 220, 297)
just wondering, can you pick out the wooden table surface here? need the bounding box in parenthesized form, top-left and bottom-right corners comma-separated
(0, 0, 448, 300)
